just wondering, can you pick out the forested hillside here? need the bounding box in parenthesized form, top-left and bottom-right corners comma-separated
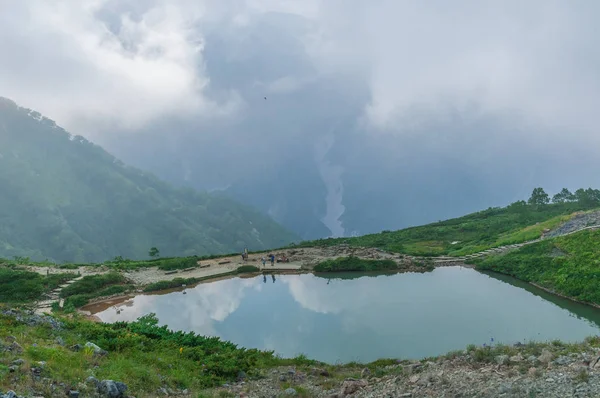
(0, 97, 297, 262)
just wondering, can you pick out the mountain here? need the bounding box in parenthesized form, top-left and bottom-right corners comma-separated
(0, 97, 297, 263)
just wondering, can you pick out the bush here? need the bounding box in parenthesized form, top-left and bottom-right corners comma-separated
(60, 273, 125, 298)
(143, 277, 201, 293)
(314, 256, 398, 272)
(236, 265, 260, 273)
(0, 268, 75, 302)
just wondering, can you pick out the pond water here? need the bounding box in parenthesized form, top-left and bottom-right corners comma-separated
(91, 267, 600, 363)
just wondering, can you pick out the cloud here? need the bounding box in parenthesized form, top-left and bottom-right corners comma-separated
(0, 0, 243, 136)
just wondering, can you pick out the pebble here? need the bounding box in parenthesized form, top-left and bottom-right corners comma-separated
(284, 388, 297, 396)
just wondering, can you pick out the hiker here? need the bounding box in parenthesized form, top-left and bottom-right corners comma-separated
(269, 254, 275, 266)
(261, 256, 266, 268)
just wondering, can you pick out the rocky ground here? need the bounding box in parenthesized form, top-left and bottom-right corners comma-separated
(544, 210, 600, 238)
(214, 341, 600, 398)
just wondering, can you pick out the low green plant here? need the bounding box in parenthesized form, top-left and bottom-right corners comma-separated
(314, 256, 398, 272)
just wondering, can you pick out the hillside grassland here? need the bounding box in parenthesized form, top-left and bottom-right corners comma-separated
(298, 202, 599, 257)
(473, 229, 600, 305)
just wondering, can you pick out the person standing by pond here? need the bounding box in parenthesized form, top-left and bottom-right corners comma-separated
(269, 254, 275, 266)
(261, 256, 266, 268)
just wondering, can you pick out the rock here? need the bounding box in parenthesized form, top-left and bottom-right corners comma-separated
(284, 388, 298, 396)
(495, 355, 509, 365)
(589, 355, 600, 369)
(85, 342, 108, 356)
(68, 391, 80, 398)
(545, 378, 555, 382)
(409, 375, 420, 384)
(399, 394, 412, 398)
(279, 375, 288, 382)
(509, 354, 523, 363)
(237, 370, 247, 381)
(70, 344, 82, 352)
(98, 380, 127, 398)
(3, 391, 17, 398)
(86, 376, 100, 386)
(341, 379, 368, 395)
(527, 355, 538, 364)
(553, 356, 572, 366)
(11, 359, 24, 366)
(361, 367, 371, 378)
(538, 349, 553, 364)
(55, 336, 65, 346)
(6, 342, 23, 353)
(8, 365, 17, 373)
(5, 336, 16, 343)
(498, 382, 512, 394)
(528, 367, 538, 377)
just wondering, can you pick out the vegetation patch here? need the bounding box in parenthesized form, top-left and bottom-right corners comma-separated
(295, 189, 600, 257)
(314, 256, 398, 272)
(143, 277, 202, 293)
(473, 229, 600, 305)
(0, 267, 75, 303)
(60, 273, 129, 308)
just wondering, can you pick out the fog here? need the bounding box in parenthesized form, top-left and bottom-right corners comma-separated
(2, 0, 599, 238)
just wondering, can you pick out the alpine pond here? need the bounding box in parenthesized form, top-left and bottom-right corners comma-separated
(90, 267, 600, 363)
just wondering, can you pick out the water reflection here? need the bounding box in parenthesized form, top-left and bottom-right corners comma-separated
(93, 267, 600, 363)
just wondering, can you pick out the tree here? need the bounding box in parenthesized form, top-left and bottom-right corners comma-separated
(552, 188, 575, 203)
(574, 188, 600, 206)
(528, 187, 550, 206)
(149, 247, 160, 258)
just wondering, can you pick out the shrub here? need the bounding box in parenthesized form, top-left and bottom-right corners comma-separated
(314, 256, 398, 272)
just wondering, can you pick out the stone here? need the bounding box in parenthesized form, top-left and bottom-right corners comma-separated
(498, 382, 512, 394)
(538, 349, 553, 364)
(86, 376, 100, 386)
(341, 379, 368, 395)
(528, 367, 538, 377)
(8, 365, 17, 373)
(55, 336, 65, 346)
(3, 391, 17, 398)
(70, 344, 82, 352)
(545, 378, 555, 383)
(409, 375, 420, 384)
(69, 391, 80, 398)
(361, 367, 371, 378)
(527, 355, 538, 364)
(237, 370, 247, 381)
(11, 359, 24, 366)
(7, 342, 23, 353)
(553, 356, 572, 366)
(495, 355, 509, 365)
(279, 375, 288, 382)
(509, 354, 523, 363)
(85, 342, 108, 356)
(284, 388, 298, 396)
(98, 380, 127, 398)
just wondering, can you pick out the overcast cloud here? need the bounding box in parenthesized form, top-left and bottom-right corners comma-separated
(2, 0, 600, 237)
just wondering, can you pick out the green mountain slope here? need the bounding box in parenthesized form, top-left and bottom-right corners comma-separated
(297, 199, 599, 256)
(0, 97, 297, 262)
(474, 229, 600, 305)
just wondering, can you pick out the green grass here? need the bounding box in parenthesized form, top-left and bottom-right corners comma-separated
(473, 229, 600, 305)
(295, 202, 596, 257)
(0, 267, 75, 303)
(59, 273, 129, 308)
(314, 257, 398, 272)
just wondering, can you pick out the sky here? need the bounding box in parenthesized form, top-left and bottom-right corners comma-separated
(2, 0, 600, 237)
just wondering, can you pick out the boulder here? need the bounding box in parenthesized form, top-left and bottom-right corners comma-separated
(509, 354, 523, 363)
(97, 380, 127, 398)
(284, 388, 298, 396)
(341, 379, 368, 395)
(85, 342, 108, 357)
